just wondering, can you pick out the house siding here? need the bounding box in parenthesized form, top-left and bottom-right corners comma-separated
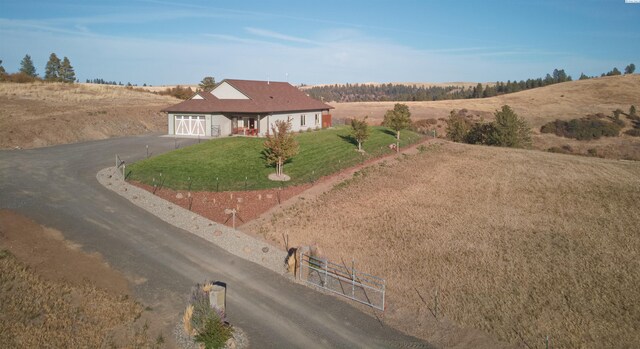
(168, 110, 327, 137)
(259, 110, 325, 136)
(211, 114, 232, 136)
(211, 82, 249, 99)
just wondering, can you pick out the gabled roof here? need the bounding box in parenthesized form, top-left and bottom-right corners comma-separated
(162, 79, 333, 114)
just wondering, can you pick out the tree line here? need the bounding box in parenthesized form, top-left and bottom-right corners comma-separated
(0, 53, 76, 83)
(306, 65, 636, 103)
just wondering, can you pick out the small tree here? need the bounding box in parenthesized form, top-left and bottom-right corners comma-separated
(487, 105, 532, 148)
(199, 76, 216, 92)
(630, 105, 637, 117)
(44, 53, 61, 81)
(350, 116, 370, 151)
(59, 57, 75, 83)
(263, 118, 299, 177)
(20, 54, 37, 77)
(445, 109, 471, 142)
(382, 103, 411, 151)
(0, 60, 6, 81)
(625, 63, 636, 75)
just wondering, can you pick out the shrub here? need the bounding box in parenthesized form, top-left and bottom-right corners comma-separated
(4, 72, 40, 83)
(445, 110, 471, 142)
(185, 282, 233, 349)
(548, 145, 576, 155)
(540, 117, 622, 140)
(624, 129, 640, 137)
(157, 85, 194, 100)
(465, 122, 495, 145)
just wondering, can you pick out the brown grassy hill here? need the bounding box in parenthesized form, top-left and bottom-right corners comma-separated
(331, 75, 639, 126)
(0, 82, 180, 149)
(331, 75, 640, 159)
(251, 141, 640, 348)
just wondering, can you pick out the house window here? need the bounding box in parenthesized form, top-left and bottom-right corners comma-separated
(301, 114, 306, 126)
(315, 114, 319, 125)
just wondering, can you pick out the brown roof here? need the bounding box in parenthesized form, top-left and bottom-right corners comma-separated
(162, 79, 333, 114)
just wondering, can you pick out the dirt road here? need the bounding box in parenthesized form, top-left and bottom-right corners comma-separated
(0, 134, 431, 348)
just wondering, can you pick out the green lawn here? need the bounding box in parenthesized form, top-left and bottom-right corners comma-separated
(127, 126, 423, 191)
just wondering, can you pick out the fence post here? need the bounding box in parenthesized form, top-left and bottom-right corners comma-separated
(352, 258, 355, 298)
(324, 258, 328, 287)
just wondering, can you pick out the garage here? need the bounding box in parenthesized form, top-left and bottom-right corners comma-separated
(174, 115, 205, 136)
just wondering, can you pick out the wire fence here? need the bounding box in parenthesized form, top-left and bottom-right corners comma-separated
(299, 252, 386, 311)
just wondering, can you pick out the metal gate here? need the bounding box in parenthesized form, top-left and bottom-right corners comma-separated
(299, 252, 385, 311)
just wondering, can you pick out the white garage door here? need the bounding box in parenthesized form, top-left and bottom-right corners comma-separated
(175, 115, 206, 136)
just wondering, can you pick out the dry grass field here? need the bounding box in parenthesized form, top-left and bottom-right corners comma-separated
(0, 210, 164, 348)
(331, 75, 640, 160)
(0, 82, 180, 149)
(249, 142, 640, 348)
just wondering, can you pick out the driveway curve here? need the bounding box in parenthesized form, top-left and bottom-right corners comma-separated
(0, 134, 432, 348)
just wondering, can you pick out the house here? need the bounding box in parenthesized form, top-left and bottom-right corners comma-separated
(162, 79, 333, 137)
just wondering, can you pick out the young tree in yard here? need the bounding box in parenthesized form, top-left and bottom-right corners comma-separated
(625, 63, 635, 75)
(350, 116, 370, 151)
(59, 57, 75, 83)
(382, 103, 411, 151)
(20, 54, 37, 77)
(199, 76, 216, 91)
(44, 53, 61, 81)
(487, 105, 532, 148)
(263, 118, 299, 177)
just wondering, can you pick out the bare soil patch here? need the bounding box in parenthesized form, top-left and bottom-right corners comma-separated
(0, 209, 166, 348)
(0, 82, 179, 149)
(130, 181, 311, 229)
(245, 142, 640, 348)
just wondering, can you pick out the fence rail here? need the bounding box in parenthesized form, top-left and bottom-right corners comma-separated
(299, 252, 385, 311)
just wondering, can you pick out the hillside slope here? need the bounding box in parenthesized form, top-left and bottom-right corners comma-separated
(332, 75, 640, 159)
(331, 74, 640, 127)
(250, 141, 640, 348)
(0, 83, 180, 149)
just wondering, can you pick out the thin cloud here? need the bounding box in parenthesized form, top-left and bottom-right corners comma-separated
(244, 27, 318, 45)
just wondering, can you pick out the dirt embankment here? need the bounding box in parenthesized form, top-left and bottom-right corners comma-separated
(0, 82, 180, 149)
(0, 209, 167, 348)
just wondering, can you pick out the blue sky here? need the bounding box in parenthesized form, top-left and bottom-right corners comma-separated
(1, 0, 638, 85)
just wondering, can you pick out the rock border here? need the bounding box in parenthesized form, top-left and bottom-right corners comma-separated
(96, 167, 286, 275)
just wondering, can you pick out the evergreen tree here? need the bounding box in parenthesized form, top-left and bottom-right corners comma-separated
(629, 105, 637, 117)
(625, 63, 636, 75)
(198, 76, 216, 92)
(20, 54, 37, 77)
(474, 83, 483, 98)
(44, 53, 61, 81)
(487, 105, 532, 148)
(607, 67, 622, 76)
(0, 59, 6, 79)
(579, 73, 590, 80)
(59, 57, 75, 83)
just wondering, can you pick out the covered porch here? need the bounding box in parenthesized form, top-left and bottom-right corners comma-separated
(231, 114, 262, 137)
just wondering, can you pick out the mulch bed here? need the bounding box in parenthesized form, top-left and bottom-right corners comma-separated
(130, 181, 312, 227)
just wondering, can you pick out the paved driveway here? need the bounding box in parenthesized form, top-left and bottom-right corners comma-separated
(0, 134, 432, 348)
